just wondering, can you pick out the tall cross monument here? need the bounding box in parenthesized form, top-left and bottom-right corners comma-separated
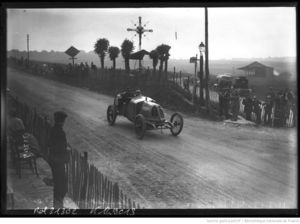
(127, 16, 153, 70)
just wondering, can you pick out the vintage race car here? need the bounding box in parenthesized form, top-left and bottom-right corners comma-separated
(233, 76, 252, 97)
(214, 74, 233, 91)
(106, 90, 184, 139)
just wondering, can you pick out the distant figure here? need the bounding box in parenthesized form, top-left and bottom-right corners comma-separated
(276, 90, 289, 127)
(135, 89, 142, 97)
(218, 91, 224, 118)
(79, 62, 85, 72)
(183, 78, 190, 92)
(252, 96, 262, 124)
(230, 88, 240, 121)
(283, 88, 294, 125)
(273, 92, 282, 127)
(263, 95, 273, 125)
(223, 90, 231, 119)
(48, 111, 70, 208)
(291, 101, 297, 127)
(266, 87, 276, 107)
(242, 95, 253, 121)
(91, 62, 97, 71)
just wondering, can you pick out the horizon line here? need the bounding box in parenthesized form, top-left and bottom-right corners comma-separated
(7, 49, 296, 61)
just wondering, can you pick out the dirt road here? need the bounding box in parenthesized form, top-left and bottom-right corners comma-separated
(7, 67, 297, 208)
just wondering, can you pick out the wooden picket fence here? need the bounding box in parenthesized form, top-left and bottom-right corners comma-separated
(67, 150, 140, 209)
(8, 93, 142, 209)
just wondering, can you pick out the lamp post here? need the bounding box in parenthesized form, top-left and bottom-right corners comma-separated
(189, 55, 198, 104)
(198, 42, 205, 105)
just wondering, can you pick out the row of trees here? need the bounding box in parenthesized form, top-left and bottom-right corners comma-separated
(93, 38, 171, 72)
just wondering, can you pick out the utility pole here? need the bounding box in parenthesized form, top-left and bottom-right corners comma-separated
(205, 8, 210, 113)
(27, 34, 29, 66)
(199, 50, 204, 104)
(127, 16, 153, 71)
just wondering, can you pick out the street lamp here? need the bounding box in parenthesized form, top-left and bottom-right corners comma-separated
(198, 42, 205, 105)
(199, 42, 205, 54)
(189, 54, 198, 104)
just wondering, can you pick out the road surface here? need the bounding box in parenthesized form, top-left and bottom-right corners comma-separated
(7, 67, 297, 208)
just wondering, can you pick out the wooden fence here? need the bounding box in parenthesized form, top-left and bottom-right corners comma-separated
(8, 57, 196, 113)
(67, 150, 140, 209)
(8, 93, 141, 209)
(7, 57, 169, 94)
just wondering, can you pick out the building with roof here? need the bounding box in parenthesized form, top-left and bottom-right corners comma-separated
(237, 61, 274, 78)
(129, 50, 149, 60)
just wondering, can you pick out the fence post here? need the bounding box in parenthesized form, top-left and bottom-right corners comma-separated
(79, 151, 88, 208)
(128, 198, 132, 209)
(120, 191, 124, 208)
(113, 183, 119, 208)
(84, 151, 88, 160)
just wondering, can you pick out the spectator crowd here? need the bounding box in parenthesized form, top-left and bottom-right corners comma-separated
(218, 86, 296, 127)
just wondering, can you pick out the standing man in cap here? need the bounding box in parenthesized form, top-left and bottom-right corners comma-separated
(230, 88, 240, 121)
(223, 89, 231, 119)
(242, 95, 253, 121)
(48, 111, 70, 208)
(267, 87, 276, 107)
(263, 95, 273, 125)
(252, 96, 262, 125)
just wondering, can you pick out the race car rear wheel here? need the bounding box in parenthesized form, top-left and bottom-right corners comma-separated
(135, 114, 146, 139)
(107, 105, 117, 125)
(170, 113, 183, 136)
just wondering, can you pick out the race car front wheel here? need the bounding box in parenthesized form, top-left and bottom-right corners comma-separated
(135, 114, 146, 139)
(170, 113, 183, 136)
(107, 105, 117, 125)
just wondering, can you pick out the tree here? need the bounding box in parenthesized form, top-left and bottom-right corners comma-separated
(108, 46, 120, 70)
(121, 39, 134, 72)
(163, 45, 171, 73)
(156, 44, 171, 73)
(156, 45, 165, 72)
(94, 38, 109, 69)
(149, 50, 159, 72)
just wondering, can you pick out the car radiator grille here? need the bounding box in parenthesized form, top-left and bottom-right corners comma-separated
(158, 107, 164, 119)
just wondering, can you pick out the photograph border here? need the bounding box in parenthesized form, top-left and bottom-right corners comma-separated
(1, 0, 299, 217)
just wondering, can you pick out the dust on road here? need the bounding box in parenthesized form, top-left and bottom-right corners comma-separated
(7, 67, 297, 208)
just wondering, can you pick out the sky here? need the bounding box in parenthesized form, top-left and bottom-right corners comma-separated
(7, 7, 296, 60)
